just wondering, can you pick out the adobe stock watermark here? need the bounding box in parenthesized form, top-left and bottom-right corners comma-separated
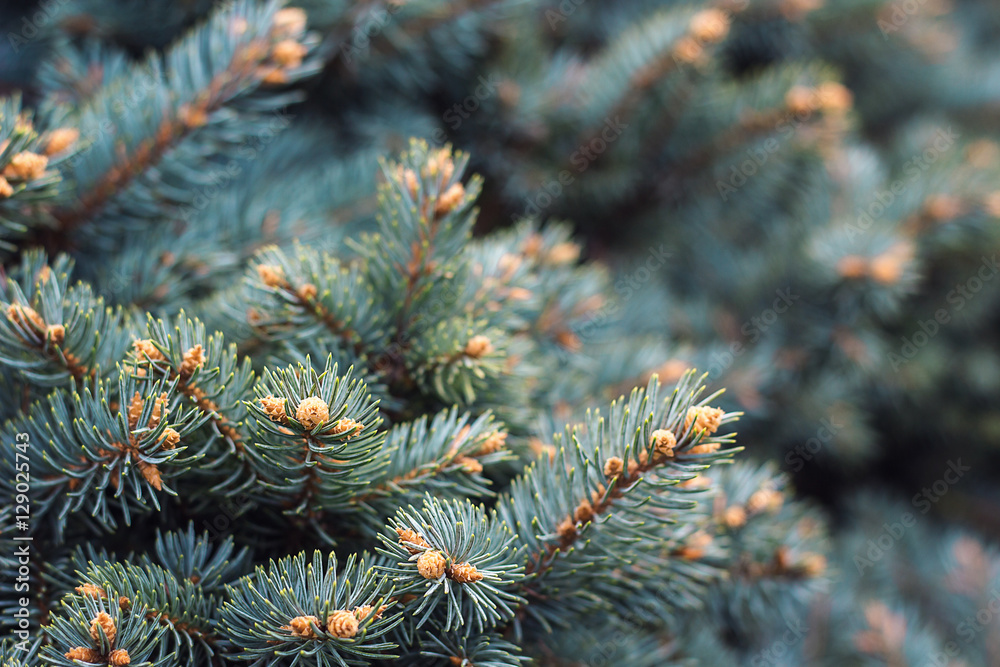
(339, 2, 406, 64)
(925, 586, 1000, 666)
(716, 107, 823, 202)
(706, 288, 800, 380)
(749, 616, 810, 666)
(201, 492, 254, 540)
(7, 0, 71, 52)
(845, 126, 959, 241)
(566, 244, 673, 350)
(177, 109, 294, 222)
(11, 431, 34, 653)
(888, 254, 999, 371)
(509, 116, 629, 223)
(426, 74, 502, 141)
(878, 0, 934, 39)
(854, 459, 970, 574)
(783, 416, 844, 473)
(580, 579, 697, 666)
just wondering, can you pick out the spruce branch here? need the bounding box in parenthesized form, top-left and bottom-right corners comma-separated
(579, 5, 735, 139)
(377, 496, 524, 634)
(8, 365, 210, 533)
(145, 523, 252, 595)
(73, 559, 225, 664)
(0, 95, 79, 254)
(246, 243, 390, 361)
(244, 356, 385, 517)
(132, 314, 254, 460)
(497, 371, 741, 629)
(354, 139, 481, 336)
(0, 250, 129, 389)
(404, 628, 528, 666)
(351, 407, 512, 536)
(220, 551, 399, 666)
(46, 1, 321, 238)
(0, 637, 40, 667)
(41, 590, 169, 667)
(405, 317, 508, 406)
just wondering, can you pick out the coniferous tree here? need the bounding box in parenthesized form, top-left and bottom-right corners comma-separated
(1, 0, 999, 665)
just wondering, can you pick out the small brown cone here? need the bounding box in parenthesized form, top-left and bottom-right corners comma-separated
(45, 128, 80, 155)
(650, 429, 677, 457)
(3, 152, 48, 180)
(273, 7, 307, 36)
(296, 396, 329, 429)
(684, 406, 725, 435)
(108, 649, 131, 666)
(89, 611, 116, 645)
(180, 344, 205, 376)
(331, 418, 363, 439)
(43, 323, 64, 345)
(257, 264, 286, 287)
(158, 428, 181, 450)
(396, 528, 430, 553)
(64, 647, 103, 662)
(7, 304, 45, 333)
(449, 562, 484, 584)
(464, 335, 493, 358)
(75, 583, 106, 598)
(689, 9, 730, 43)
(327, 610, 359, 638)
(272, 40, 307, 67)
(434, 183, 465, 217)
(133, 339, 165, 362)
(603, 456, 624, 478)
(417, 550, 448, 579)
(722, 506, 747, 528)
(286, 614, 320, 638)
(259, 395, 288, 423)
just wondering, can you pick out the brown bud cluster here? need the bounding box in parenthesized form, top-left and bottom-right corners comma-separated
(180, 345, 205, 376)
(75, 583, 106, 598)
(417, 550, 448, 579)
(722, 505, 747, 528)
(296, 396, 329, 429)
(650, 428, 676, 457)
(271, 40, 307, 68)
(448, 562, 484, 584)
(396, 528, 430, 553)
(476, 430, 507, 455)
(286, 615, 320, 638)
(434, 182, 465, 217)
(353, 604, 388, 621)
(133, 339, 165, 362)
(45, 128, 80, 155)
(684, 406, 725, 435)
(689, 9, 730, 43)
(603, 456, 624, 478)
(259, 395, 288, 423)
(331, 418, 363, 439)
(326, 610, 359, 639)
(158, 428, 181, 450)
(464, 335, 493, 358)
(64, 648, 103, 663)
(3, 152, 48, 180)
(257, 263, 286, 288)
(108, 649, 131, 666)
(6, 303, 45, 333)
(89, 611, 116, 645)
